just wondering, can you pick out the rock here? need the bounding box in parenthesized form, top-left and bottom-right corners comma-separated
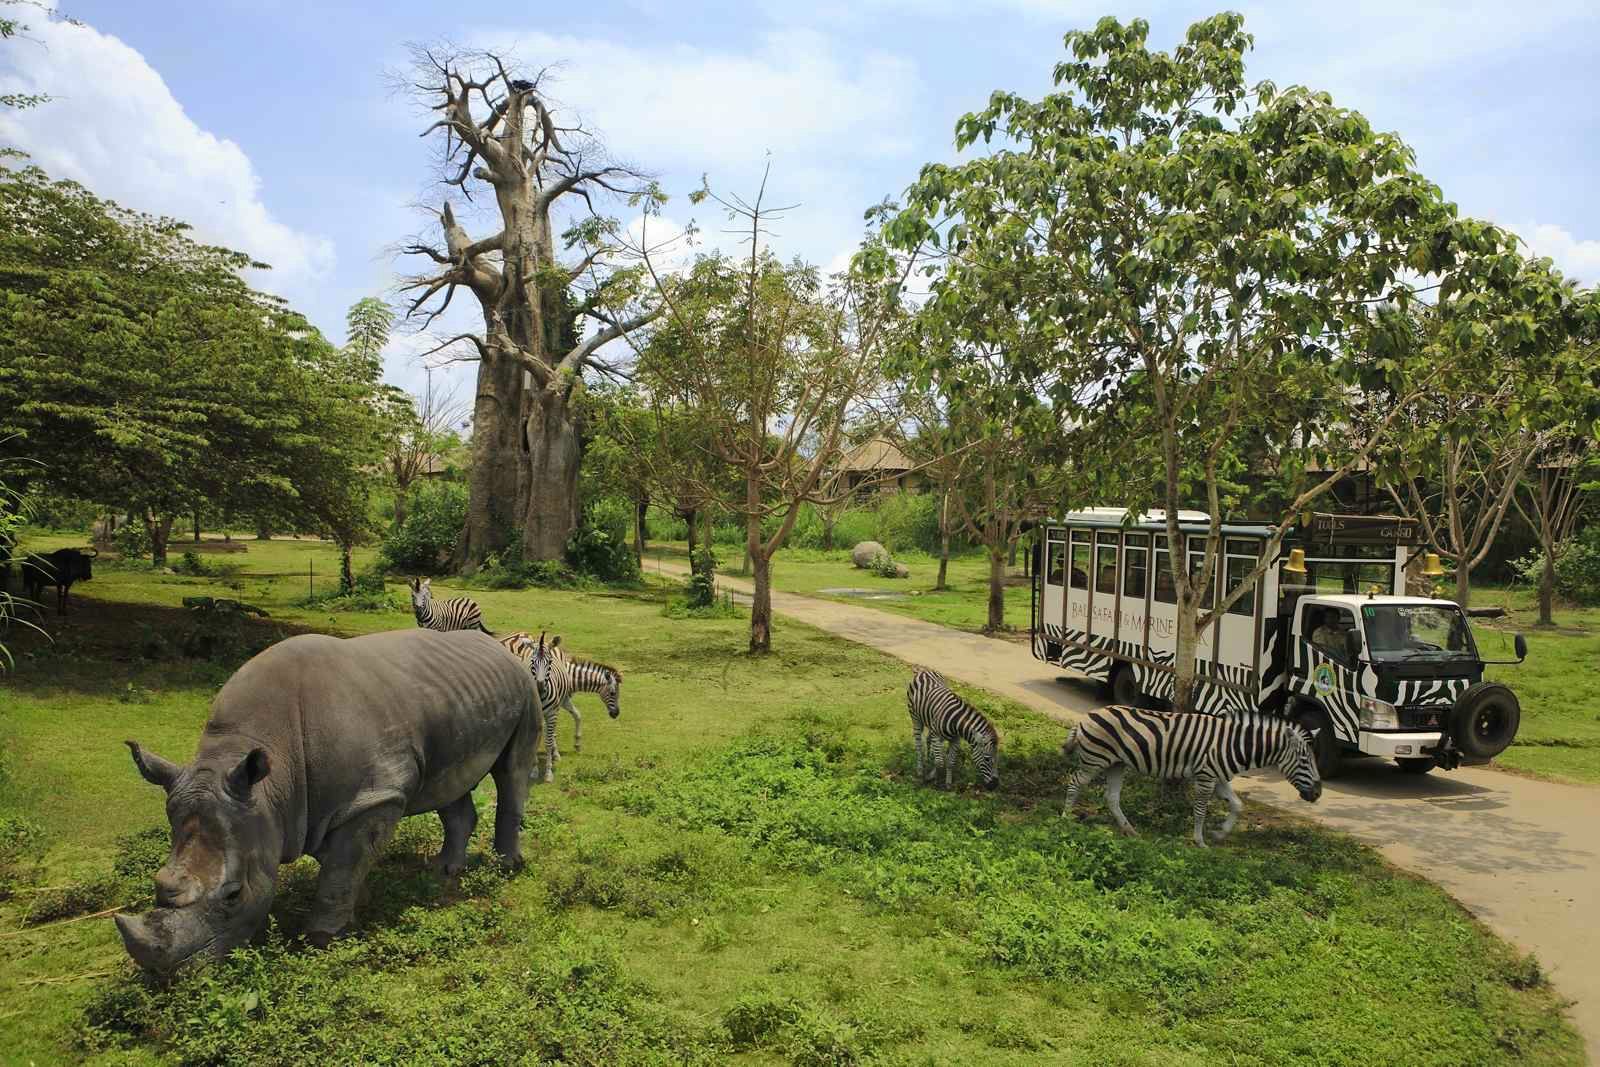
(893, 563, 909, 578)
(852, 541, 887, 569)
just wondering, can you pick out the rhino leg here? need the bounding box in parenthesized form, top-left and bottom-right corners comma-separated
(306, 803, 401, 946)
(491, 710, 540, 870)
(435, 793, 477, 877)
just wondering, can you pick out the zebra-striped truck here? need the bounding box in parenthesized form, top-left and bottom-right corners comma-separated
(1031, 508, 1528, 777)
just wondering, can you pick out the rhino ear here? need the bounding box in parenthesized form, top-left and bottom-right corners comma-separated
(224, 748, 271, 803)
(126, 741, 181, 792)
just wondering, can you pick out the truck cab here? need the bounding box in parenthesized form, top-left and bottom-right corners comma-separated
(1284, 593, 1525, 775)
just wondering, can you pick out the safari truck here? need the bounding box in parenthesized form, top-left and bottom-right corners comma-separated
(1030, 508, 1527, 776)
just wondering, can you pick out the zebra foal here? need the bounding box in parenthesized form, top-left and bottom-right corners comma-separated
(907, 670, 1000, 791)
(409, 577, 491, 634)
(1061, 706, 1322, 847)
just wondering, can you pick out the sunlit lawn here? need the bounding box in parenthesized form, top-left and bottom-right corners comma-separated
(0, 533, 1581, 1064)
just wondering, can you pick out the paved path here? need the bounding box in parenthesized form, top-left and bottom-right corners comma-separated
(651, 556, 1600, 1060)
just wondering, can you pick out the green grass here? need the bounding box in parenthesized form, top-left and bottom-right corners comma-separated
(646, 541, 1035, 635)
(0, 539, 1585, 1064)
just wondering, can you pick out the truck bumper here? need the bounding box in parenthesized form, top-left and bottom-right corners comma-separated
(1358, 730, 1445, 759)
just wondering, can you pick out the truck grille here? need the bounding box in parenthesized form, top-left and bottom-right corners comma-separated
(1399, 705, 1449, 730)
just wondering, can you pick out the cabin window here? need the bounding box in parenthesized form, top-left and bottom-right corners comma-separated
(1046, 540, 1065, 586)
(1153, 550, 1176, 604)
(1224, 555, 1257, 617)
(1123, 545, 1148, 599)
(1187, 550, 1215, 609)
(1070, 541, 1090, 590)
(1096, 542, 1119, 595)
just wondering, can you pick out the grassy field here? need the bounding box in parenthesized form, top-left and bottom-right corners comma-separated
(646, 540, 1600, 787)
(0, 531, 1583, 1064)
(645, 542, 1035, 634)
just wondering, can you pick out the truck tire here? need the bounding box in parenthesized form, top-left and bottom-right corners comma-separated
(1110, 664, 1140, 707)
(1452, 682, 1521, 761)
(1294, 704, 1342, 780)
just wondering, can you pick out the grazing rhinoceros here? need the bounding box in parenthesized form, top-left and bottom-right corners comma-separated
(115, 628, 544, 972)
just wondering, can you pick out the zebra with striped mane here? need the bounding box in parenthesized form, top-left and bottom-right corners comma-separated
(408, 577, 491, 634)
(535, 636, 621, 779)
(498, 631, 557, 778)
(1061, 706, 1322, 847)
(907, 670, 1000, 791)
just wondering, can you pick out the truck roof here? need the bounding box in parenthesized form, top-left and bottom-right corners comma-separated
(1305, 594, 1451, 609)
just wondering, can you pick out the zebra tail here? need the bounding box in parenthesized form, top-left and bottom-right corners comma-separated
(479, 622, 494, 635)
(1062, 725, 1081, 757)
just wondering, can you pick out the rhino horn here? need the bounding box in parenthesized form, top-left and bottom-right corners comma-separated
(115, 912, 169, 971)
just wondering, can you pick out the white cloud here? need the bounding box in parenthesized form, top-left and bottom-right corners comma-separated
(1502, 221, 1600, 284)
(0, 13, 333, 287)
(464, 28, 920, 171)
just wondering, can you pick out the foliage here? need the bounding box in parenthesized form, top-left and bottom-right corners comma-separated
(109, 520, 152, 559)
(466, 544, 577, 590)
(379, 480, 467, 574)
(868, 549, 902, 578)
(298, 565, 401, 613)
(17, 489, 96, 531)
(565, 497, 640, 582)
(1515, 526, 1600, 606)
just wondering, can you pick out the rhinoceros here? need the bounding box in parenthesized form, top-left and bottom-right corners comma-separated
(115, 628, 546, 972)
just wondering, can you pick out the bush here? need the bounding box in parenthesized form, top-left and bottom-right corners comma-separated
(380, 481, 466, 574)
(869, 550, 902, 578)
(20, 491, 98, 532)
(299, 565, 401, 613)
(566, 497, 639, 582)
(111, 521, 152, 559)
(1514, 526, 1600, 606)
(874, 492, 942, 554)
(470, 546, 576, 590)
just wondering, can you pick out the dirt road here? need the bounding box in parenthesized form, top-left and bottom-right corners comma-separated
(651, 557, 1600, 1060)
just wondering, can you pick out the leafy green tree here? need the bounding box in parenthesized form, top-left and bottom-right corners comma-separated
(878, 13, 1559, 711)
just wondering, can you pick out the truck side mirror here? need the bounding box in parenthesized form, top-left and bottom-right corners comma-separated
(1344, 629, 1362, 662)
(1514, 633, 1528, 661)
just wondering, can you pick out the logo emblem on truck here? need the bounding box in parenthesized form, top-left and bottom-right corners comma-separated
(1313, 663, 1335, 697)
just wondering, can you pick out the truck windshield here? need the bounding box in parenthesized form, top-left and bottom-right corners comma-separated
(1362, 604, 1476, 660)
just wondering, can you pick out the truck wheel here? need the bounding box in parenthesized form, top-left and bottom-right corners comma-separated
(1396, 758, 1434, 775)
(1294, 705, 1342, 780)
(1452, 682, 1521, 761)
(1110, 664, 1140, 707)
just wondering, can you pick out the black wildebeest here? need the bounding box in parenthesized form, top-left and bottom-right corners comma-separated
(21, 546, 97, 613)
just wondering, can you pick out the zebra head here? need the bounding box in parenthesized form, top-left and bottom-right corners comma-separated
(1279, 724, 1323, 803)
(407, 577, 432, 614)
(974, 728, 1000, 791)
(601, 669, 621, 719)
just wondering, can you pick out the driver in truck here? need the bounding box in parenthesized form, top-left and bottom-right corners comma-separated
(1311, 610, 1351, 659)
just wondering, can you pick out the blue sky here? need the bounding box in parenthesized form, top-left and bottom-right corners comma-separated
(4, 0, 1599, 402)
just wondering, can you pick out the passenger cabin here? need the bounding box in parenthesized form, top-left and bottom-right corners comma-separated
(1030, 509, 1417, 714)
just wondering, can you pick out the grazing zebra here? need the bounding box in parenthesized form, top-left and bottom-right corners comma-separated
(537, 636, 621, 772)
(498, 631, 557, 776)
(906, 670, 1000, 791)
(1061, 706, 1322, 847)
(408, 577, 491, 634)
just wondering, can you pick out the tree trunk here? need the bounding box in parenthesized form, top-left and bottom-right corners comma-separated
(986, 547, 1005, 632)
(192, 510, 201, 543)
(393, 485, 410, 531)
(455, 349, 524, 570)
(1171, 598, 1200, 712)
(634, 494, 647, 565)
(935, 490, 950, 592)
(517, 388, 582, 562)
(1539, 543, 1556, 625)
(255, 518, 272, 541)
(1454, 565, 1471, 609)
(146, 513, 174, 569)
(339, 543, 355, 594)
(750, 543, 773, 653)
(822, 512, 836, 551)
(685, 507, 698, 571)
(1008, 538, 1018, 568)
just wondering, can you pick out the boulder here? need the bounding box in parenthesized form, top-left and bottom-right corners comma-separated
(852, 541, 887, 569)
(893, 563, 910, 579)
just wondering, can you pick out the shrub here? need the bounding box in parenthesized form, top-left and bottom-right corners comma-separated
(1514, 526, 1600, 606)
(379, 481, 466, 574)
(869, 550, 901, 578)
(111, 521, 152, 559)
(469, 545, 577, 590)
(874, 492, 942, 554)
(566, 497, 639, 582)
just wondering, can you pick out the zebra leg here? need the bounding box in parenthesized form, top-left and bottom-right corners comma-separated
(944, 738, 958, 790)
(1190, 772, 1216, 847)
(1211, 778, 1243, 843)
(1103, 765, 1137, 836)
(563, 695, 582, 753)
(541, 702, 558, 783)
(1061, 766, 1101, 818)
(925, 736, 942, 784)
(912, 724, 924, 781)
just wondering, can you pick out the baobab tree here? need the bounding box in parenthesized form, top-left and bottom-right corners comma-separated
(400, 48, 663, 567)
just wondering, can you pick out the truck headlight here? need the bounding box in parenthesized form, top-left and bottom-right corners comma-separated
(1358, 696, 1398, 730)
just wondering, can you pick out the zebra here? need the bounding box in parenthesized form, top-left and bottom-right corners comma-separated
(536, 635, 621, 775)
(906, 670, 1000, 791)
(498, 631, 558, 778)
(1060, 706, 1322, 847)
(408, 577, 491, 634)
